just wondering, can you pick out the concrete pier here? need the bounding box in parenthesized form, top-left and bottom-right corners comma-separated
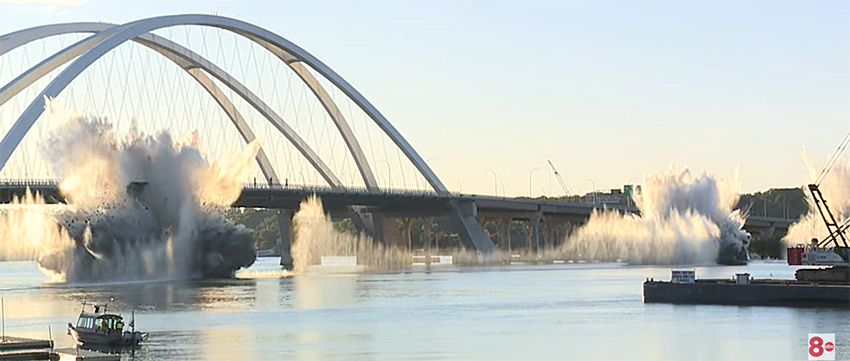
(0, 336, 54, 361)
(0, 336, 53, 352)
(277, 209, 294, 270)
(54, 348, 119, 361)
(0, 336, 118, 361)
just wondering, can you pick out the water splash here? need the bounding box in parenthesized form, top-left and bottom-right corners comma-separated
(291, 196, 411, 272)
(0, 100, 259, 282)
(559, 167, 751, 265)
(0, 191, 72, 262)
(784, 155, 850, 246)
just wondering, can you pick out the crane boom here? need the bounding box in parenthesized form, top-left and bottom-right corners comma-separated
(808, 184, 849, 248)
(786, 133, 850, 281)
(547, 160, 571, 196)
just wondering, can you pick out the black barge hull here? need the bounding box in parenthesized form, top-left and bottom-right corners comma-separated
(643, 280, 850, 308)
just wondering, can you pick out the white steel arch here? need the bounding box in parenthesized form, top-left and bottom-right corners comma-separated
(0, 22, 377, 189)
(0, 23, 346, 187)
(0, 23, 284, 185)
(0, 15, 446, 192)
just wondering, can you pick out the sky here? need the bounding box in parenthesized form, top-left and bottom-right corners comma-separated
(0, 0, 848, 196)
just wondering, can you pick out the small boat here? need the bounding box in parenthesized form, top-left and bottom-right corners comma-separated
(67, 302, 147, 347)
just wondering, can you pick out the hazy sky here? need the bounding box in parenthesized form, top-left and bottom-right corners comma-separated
(0, 0, 848, 195)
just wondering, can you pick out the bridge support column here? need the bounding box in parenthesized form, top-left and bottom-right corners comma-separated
(371, 212, 386, 244)
(549, 221, 570, 248)
(423, 217, 433, 266)
(448, 200, 496, 254)
(532, 211, 543, 256)
(277, 209, 294, 270)
(383, 217, 404, 247)
(499, 218, 512, 260)
(346, 205, 371, 238)
(349, 209, 387, 244)
(545, 221, 556, 249)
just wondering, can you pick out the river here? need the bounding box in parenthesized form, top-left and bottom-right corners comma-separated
(1, 259, 847, 360)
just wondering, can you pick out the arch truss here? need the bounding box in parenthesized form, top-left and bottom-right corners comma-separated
(0, 14, 448, 194)
(0, 15, 498, 253)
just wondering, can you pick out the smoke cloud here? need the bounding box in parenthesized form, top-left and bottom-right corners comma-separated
(0, 100, 258, 282)
(559, 167, 751, 265)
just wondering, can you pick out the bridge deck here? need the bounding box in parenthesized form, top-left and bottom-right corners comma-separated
(0, 181, 795, 228)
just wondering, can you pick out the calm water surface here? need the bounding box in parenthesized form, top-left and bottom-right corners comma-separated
(1, 259, 847, 360)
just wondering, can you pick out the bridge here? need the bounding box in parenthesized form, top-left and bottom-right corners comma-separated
(0, 15, 796, 267)
(0, 179, 795, 249)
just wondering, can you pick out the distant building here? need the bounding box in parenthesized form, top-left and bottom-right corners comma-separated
(624, 184, 642, 196)
(583, 185, 641, 205)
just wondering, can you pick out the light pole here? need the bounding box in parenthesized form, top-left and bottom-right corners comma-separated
(485, 169, 498, 196)
(586, 179, 596, 204)
(379, 159, 392, 189)
(426, 157, 438, 174)
(457, 179, 463, 193)
(529, 167, 541, 197)
(500, 183, 506, 198)
(426, 157, 438, 187)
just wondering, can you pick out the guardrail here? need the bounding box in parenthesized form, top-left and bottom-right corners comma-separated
(241, 183, 449, 197)
(0, 179, 800, 223)
(0, 179, 602, 206)
(0, 179, 458, 198)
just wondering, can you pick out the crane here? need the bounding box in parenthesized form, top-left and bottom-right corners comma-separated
(786, 131, 850, 282)
(547, 160, 572, 197)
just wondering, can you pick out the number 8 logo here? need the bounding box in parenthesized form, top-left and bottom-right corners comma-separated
(809, 336, 824, 357)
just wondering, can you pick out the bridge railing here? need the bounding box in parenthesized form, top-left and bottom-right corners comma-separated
(0, 179, 60, 186)
(0, 178, 591, 202)
(0, 178, 452, 197)
(241, 182, 456, 198)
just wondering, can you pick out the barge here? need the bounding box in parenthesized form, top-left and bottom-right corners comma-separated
(643, 270, 850, 308)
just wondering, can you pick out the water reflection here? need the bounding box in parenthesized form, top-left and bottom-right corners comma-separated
(17, 278, 260, 315)
(2, 260, 848, 361)
(294, 275, 356, 309)
(194, 279, 257, 313)
(201, 326, 256, 360)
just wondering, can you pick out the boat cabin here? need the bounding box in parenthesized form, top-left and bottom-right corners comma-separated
(76, 312, 124, 333)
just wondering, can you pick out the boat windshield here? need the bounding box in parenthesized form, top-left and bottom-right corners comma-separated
(76, 315, 96, 329)
(95, 315, 124, 331)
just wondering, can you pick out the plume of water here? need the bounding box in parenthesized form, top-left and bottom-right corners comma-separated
(0, 99, 259, 282)
(291, 196, 411, 272)
(559, 167, 751, 265)
(784, 155, 850, 247)
(0, 191, 72, 262)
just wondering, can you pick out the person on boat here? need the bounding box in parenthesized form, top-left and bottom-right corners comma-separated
(116, 320, 124, 331)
